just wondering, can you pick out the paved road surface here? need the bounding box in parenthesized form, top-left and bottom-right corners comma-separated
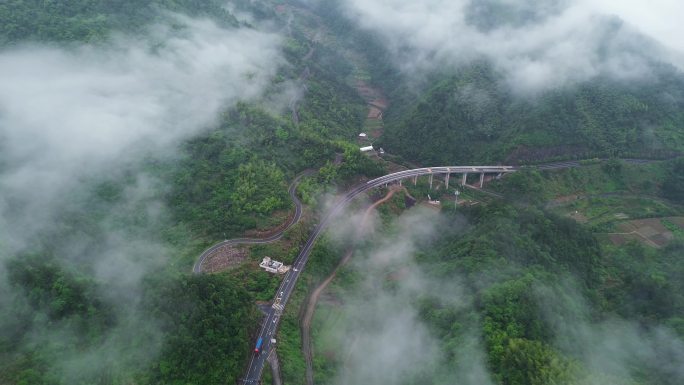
(239, 159, 662, 383)
(193, 171, 314, 274)
(240, 166, 514, 383)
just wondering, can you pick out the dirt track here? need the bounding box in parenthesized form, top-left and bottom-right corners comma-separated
(267, 349, 283, 385)
(301, 187, 399, 385)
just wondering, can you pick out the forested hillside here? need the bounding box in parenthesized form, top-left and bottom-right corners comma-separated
(381, 63, 684, 165)
(169, 101, 382, 241)
(0, 1, 382, 384)
(293, 165, 684, 385)
(416, 203, 684, 385)
(270, 3, 684, 385)
(0, 0, 242, 44)
(1, 1, 683, 385)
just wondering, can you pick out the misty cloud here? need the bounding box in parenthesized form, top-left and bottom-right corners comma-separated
(337, 0, 683, 92)
(0, 12, 286, 382)
(537, 281, 684, 384)
(0, 14, 284, 253)
(318, 207, 493, 385)
(319, 204, 684, 384)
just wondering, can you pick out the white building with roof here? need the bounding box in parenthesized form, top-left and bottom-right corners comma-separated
(260, 257, 290, 274)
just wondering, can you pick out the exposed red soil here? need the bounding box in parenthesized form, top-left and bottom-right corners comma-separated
(204, 245, 248, 273)
(355, 80, 388, 109)
(354, 80, 389, 139)
(604, 217, 684, 248)
(367, 106, 383, 119)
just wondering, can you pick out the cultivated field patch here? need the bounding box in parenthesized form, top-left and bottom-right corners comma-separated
(603, 217, 684, 247)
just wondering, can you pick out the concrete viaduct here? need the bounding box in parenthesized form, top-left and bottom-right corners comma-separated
(242, 158, 666, 382)
(371, 165, 517, 189)
(240, 165, 516, 383)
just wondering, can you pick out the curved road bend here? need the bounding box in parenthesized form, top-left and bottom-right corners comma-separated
(193, 170, 315, 274)
(241, 166, 515, 383)
(241, 159, 661, 382)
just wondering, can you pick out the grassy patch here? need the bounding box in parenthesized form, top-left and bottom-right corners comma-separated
(661, 218, 684, 240)
(277, 238, 346, 384)
(556, 196, 678, 228)
(278, 280, 308, 384)
(311, 303, 348, 383)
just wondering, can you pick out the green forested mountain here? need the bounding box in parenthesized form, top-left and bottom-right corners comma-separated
(381, 63, 684, 165)
(1, 254, 260, 385)
(288, 162, 684, 385)
(1, 1, 683, 385)
(169, 102, 382, 240)
(0, 0, 246, 44)
(416, 202, 684, 385)
(0, 1, 383, 384)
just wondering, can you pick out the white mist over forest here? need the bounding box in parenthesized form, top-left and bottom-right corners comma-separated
(0, 14, 283, 253)
(336, 0, 684, 92)
(1, 1, 683, 384)
(0, 11, 285, 382)
(322, 207, 684, 385)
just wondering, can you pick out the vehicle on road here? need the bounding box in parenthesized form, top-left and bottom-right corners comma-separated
(236, 165, 518, 383)
(254, 337, 263, 353)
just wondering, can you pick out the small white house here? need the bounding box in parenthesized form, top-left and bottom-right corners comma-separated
(360, 145, 374, 152)
(358, 133, 368, 138)
(260, 257, 290, 274)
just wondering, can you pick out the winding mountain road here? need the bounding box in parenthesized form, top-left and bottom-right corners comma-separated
(192, 170, 314, 274)
(240, 166, 515, 383)
(213, 159, 660, 383)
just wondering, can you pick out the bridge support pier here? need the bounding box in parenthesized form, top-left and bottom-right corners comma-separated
(461, 173, 468, 186)
(398, 179, 402, 186)
(479, 173, 485, 188)
(429, 174, 433, 190)
(413, 176, 417, 185)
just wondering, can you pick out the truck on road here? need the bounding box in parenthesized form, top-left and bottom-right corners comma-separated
(254, 337, 263, 353)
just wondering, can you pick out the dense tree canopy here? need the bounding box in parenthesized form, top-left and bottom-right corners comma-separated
(381, 64, 684, 165)
(2, 1, 683, 385)
(0, 0, 243, 45)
